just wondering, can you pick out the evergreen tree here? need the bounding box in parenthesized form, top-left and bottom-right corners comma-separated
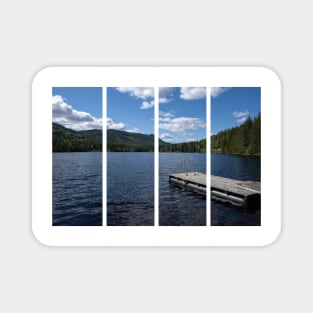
(211, 113, 261, 155)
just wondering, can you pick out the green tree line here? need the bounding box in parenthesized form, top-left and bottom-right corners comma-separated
(53, 123, 102, 152)
(108, 144, 154, 152)
(159, 139, 206, 153)
(211, 113, 260, 155)
(107, 129, 155, 152)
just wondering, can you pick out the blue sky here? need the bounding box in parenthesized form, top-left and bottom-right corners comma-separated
(211, 87, 261, 135)
(51, 86, 260, 137)
(52, 87, 102, 130)
(159, 87, 206, 143)
(107, 87, 154, 134)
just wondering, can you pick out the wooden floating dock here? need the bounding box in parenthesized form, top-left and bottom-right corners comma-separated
(211, 175, 260, 208)
(169, 172, 261, 208)
(169, 172, 206, 196)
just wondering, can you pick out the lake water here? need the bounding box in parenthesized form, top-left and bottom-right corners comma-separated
(53, 152, 102, 226)
(211, 153, 261, 226)
(159, 153, 206, 226)
(53, 152, 260, 227)
(107, 152, 154, 226)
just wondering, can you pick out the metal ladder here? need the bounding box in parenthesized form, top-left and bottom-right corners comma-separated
(181, 158, 196, 176)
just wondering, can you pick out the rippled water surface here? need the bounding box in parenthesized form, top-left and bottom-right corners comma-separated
(211, 153, 261, 226)
(159, 153, 206, 226)
(107, 152, 154, 226)
(53, 152, 259, 227)
(53, 152, 102, 226)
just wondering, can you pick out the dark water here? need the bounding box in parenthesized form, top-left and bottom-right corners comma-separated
(53, 152, 259, 227)
(107, 152, 154, 226)
(211, 153, 261, 226)
(53, 152, 102, 226)
(159, 153, 206, 226)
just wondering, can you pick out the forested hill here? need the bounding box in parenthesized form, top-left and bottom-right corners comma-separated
(53, 123, 102, 152)
(159, 139, 206, 153)
(108, 129, 206, 152)
(211, 113, 261, 155)
(53, 123, 206, 153)
(107, 129, 170, 152)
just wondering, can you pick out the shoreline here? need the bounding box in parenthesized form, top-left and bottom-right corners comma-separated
(211, 150, 260, 157)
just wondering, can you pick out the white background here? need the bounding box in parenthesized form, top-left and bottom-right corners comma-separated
(0, 0, 311, 312)
(33, 67, 280, 246)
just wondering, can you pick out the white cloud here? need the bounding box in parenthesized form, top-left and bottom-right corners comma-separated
(160, 133, 175, 143)
(159, 97, 171, 103)
(237, 116, 248, 124)
(159, 111, 174, 117)
(125, 127, 140, 133)
(160, 87, 206, 102)
(159, 117, 205, 134)
(159, 87, 175, 103)
(140, 100, 154, 109)
(107, 118, 141, 133)
(233, 110, 249, 118)
(180, 87, 206, 100)
(159, 111, 175, 120)
(232, 111, 249, 123)
(52, 95, 102, 131)
(159, 87, 175, 97)
(115, 87, 154, 100)
(159, 110, 205, 135)
(106, 117, 125, 130)
(211, 87, 230, 98)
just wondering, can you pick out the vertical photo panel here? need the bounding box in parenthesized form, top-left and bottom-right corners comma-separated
(211, 87, 261, 226)
(159, 87, 207, 226)
(52, 87, 103, 226)
(107, 87, 155, 226)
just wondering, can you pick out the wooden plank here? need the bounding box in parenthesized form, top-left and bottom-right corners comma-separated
(169, 172, 206, 186)
(169, 173, 260, 208)
(211, 175, 260, 197)
(169, 172, 206, 196)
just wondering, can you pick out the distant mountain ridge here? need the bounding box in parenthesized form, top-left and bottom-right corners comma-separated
(107, 129, 170, 152)
(53, 123, 205, 153)
(53, 123, 102, 152)
(159, 138, 206, 153)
